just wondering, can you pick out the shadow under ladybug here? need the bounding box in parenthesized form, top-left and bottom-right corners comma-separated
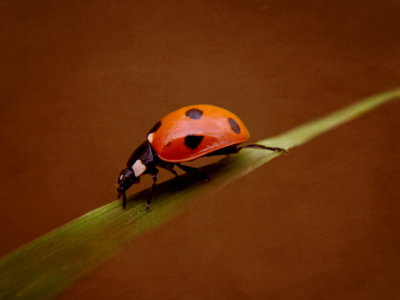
(117, 104, 286, 209)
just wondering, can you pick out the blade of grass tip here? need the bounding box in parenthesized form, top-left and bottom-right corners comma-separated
(0, 88, 399, 300)
(258, 88, 400, 150)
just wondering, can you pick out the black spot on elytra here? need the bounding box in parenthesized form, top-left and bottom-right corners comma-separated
(184, 135, 204, 149)
(148, 121, 161, 134)
(185, 108, 203, 120)
(228, 118, 240, 134)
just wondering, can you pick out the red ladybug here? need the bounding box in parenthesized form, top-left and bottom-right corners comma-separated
(117, 104, 284, 209)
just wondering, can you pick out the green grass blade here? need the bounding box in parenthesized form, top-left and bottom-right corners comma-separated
(0, 88, 399, 299)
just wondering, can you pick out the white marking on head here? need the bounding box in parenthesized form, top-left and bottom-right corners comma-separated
(132, 160, 146, 177)
(147, 133, 154, 143)
(119, 174, 124, 181)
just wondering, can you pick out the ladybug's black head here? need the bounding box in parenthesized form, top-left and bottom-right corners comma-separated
(117, 167, 140, 208)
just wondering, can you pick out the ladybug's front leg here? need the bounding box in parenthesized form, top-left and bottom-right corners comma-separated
(147, 168, 159, 210)
(118, 190, 127, 209)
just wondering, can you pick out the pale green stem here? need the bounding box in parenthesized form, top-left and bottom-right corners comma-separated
(0, 88, 398, 299)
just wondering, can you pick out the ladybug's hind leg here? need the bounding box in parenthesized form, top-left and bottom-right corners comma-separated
(176, 163, 210, 182)
(239, 144, 288, 154)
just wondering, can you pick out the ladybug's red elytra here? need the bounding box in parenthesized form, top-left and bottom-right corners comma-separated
(117, 104, 285, 209)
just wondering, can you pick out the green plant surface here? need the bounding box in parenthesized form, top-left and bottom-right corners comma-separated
(0, 88, 399, 299)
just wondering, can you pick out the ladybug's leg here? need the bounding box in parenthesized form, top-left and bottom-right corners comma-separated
(122, 191, 127, 209)
(205, 145, 238, 156)
(158, 162, 179, 177)
(117, 189, 128, 209)
(239, 144, 288, 154)
(176, 163, 210, 182)
(147, 168, 159, 210)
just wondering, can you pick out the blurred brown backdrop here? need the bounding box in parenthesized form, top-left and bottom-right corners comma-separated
(1, 0, 399, 299)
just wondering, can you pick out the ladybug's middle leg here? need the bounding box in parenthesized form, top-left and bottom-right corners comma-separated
(158, 162, 179, 177)
(176, 163, 210, 182)
(147, 168, 159, 210)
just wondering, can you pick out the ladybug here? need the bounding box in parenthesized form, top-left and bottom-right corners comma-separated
(117, 104, 285, 209)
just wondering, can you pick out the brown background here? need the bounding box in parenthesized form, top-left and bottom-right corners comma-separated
(1, 0, 400, 299)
